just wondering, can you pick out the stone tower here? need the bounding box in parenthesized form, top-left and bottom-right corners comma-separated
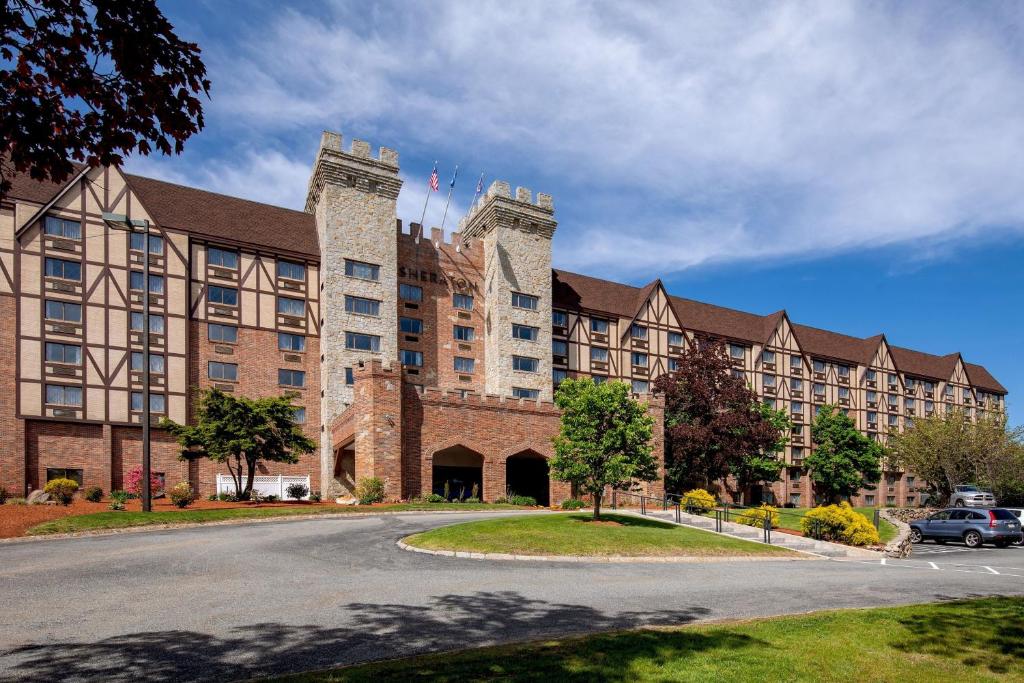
(306, 131, 402, 493)
(460, 181, 557, 399)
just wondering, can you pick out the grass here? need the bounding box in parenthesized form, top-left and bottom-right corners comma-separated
(271, 597, 1024, 682)
(24, 502, 522, 536)
(403, 512, 797, 557)
(691, 505, 898, 544)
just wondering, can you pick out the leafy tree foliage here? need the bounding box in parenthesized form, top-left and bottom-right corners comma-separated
(161, 389, 315, 499)
(551, 378, 657, 519)
(889, 408, 1024, 504)
(0, 0, 209, 197)
(653, 340, 786, 494)
(806, 404, 883, 502)
(732, 402, 792, 498)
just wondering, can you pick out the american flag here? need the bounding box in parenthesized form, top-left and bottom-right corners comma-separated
(429, 166, 439, 192)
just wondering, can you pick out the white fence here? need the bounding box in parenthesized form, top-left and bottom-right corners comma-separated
(216, 474, 311, 500)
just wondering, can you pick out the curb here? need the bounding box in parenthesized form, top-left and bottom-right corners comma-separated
(0, 508, 553, 545)
(396, 539, 822, 563)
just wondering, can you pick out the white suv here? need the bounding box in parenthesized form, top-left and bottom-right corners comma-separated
(949, 485, 996, 507)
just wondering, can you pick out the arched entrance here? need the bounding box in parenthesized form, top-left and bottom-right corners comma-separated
(506, 449, 549, 506)
(432, 445, 484, 500)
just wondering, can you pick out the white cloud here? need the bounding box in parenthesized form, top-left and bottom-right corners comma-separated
(147, 1, 1024, 277)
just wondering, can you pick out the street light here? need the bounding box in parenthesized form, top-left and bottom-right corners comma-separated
(102, 212, 153, 513)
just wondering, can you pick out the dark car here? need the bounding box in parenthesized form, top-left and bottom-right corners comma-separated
(909, 508, 1023, 548)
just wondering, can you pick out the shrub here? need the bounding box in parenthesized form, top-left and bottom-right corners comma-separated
(426, 493, 447, 503)
(250, 489, 265, 504)
(109, 500, 125, 511)
(355, 477, 385, 505)
(110, 490, 130, 504)
(286, 482, 309, 501)
(265, 494, 279, 502)
(735, 504, 779, 529)
(0, 486, 8, 504)
(7, 497, 27, 505)
(801, 503, 880, 546)
(561, 498, 587, 510)
(463, 497, 481, 504)
(681, 488, 716, 514)
(126, 466, 163, 497)
(44, 478, 79, 505)
(168, 482, 196, 508)
(309, 490, 322, 503)
(510, 495, 537, 506)
(217, 492, 237, 502)
(83, 486, 103, 503)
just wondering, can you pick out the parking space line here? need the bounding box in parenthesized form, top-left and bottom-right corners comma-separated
(985, 566, 1000, 575)
(928, 562, 940, 570)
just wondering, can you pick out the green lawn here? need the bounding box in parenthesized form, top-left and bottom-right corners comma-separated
(24, 502, 523, 536)
(403, 512, 797, 557)
(272, 597, 1024, 682)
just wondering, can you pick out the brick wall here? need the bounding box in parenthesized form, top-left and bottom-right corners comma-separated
(0, 295, 25, 494)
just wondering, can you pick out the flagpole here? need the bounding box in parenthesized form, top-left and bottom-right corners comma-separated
(459, 173, 485, 253)
(417, 160, 438, 242)
(438, 165, 459, 238)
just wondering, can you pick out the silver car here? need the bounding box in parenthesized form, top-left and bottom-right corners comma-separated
(949, 485, 996, 507)
(1006, 509, 1024, 546)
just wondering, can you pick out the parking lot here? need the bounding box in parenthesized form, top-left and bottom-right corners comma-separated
(839, 540, 1024, 579)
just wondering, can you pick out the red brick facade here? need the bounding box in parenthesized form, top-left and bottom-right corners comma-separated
(0, 295, 25, 494)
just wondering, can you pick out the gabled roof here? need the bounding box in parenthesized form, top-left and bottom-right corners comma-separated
(964, 363, 1007, 394)
(889, 347, 959, 382)
(552, 269, 641, 317)
(789, 324, 877, 365)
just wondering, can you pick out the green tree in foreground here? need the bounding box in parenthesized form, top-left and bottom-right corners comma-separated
(160, 388, 315, 499)
(806, 404, 883, 503)
(551, 378, 658, 519)
(732, 402, 792, 502)
(889, 408, 1024, 504)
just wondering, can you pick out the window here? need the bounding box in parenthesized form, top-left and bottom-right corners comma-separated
(47, 467, 83, 485)
(208, 323, 237, 343)
(131, 391, 166, 413)
(789, 468, 801, 482)
(453, 324, 475, 341)
(669, 331, 684, 346)
(46, 384, 82, 406)
(945, 384, 954, 397)
(590, 318, 609, 334)
(630, 323, 647, 340)
(790, 377, 803, 391)
(399, 283, 423, 301)
(344, 367, 354, 385)
(867, 390, 878, 403)
(131, 312, 164, 333)
(131, 352, 164, 373)
(791, 446, 804, 459)
(729, 344, 745, 359)
(130, 233, 164, 254)
(44, 215, 81, 239)
(208, 285, 238, 306)
(631, 379, 649, 394)
(345, 259, 379, 281)
(888, 373, 898, 386)
(345, 295, 380, 316)
(763, 397, 776, 408)
(513, 355, 538, 372)
(731, 368, 744, 379)
(838, 386, 850, 399)
(278, 369, 306, 387)
(762, 350, 776, 364)
(279, 333, 305, 352)
(888, 414, 899, 426)
(789, 493, 802, 506)
(837, 365, 850, 377)
(400, 317, 423, 334)
(553, 368, 568, 385)
(208, 247, 238, 269)
(277, 260, 305, 280)
(925, 400, 934, 413)
(591, 347, 608, 362)
(790, 355, 802, 369)
(815, 405, 823, 416)
(454, 356, 475, 373)
(763, 374, 776, 387)
(865, 495, 875, 506)
(888, 393, 898, 406)
(400, 350, 423, 367)
(277, 296, 304, 316)
(668, 358, 680, 372)
(552, 310, 568, 327)
(513, 387, 540, 399)
(791, 401, 803, 413)
(907, 476, 915, 486)
(592, 375, 607, 385)
(293, 407, 307, 424)
(130, 271, 164, 293)
(813, 382, 825, 396)
(511, 292, 538, 310)
(866, 369, 876, 381)
(963, 388, 972, 400)
(552, 339, 568, 356)
(631, 352, 648, 367)
(345, 332, 380, 352)
(905, 398, 915, 409)
(813, 359, 826, 373)
(512, 324, 539, 341)
(45, 257, 81, 280)
(453, 293, 474, 310)
(44, 299, 82, 322)
(867, 411, 878, 424)
(45, 342, 81, 364)
(208, 362, 238, 381)
(924, 381, 935, 393)
(906, 377, 917, 390)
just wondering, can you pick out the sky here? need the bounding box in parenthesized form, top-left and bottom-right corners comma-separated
(132, 0, 1024, 422)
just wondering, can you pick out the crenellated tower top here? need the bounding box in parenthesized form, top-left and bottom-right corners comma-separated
(305, 130, 402, 213)
(459, 180, 556, 241)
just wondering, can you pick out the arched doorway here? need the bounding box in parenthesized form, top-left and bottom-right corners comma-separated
(506, 449, 549, 506)
(432, 445, 484, 500)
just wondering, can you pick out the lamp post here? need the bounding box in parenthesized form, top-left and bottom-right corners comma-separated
(102, 212, 152, 512)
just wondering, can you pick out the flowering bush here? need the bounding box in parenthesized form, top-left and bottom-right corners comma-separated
(44, 478, 78, 505)
(736, 504, 779, 529)
(168, 482, 196, 508)
(681, 488, 716, 514)
(801, 503, 880, 546)
(126, 466, 163, 497)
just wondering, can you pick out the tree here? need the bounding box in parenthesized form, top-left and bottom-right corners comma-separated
(1, 0, 209, 197)
(806, 404, 883, 503)
(889, 408, 1024, 504)
(732, 402, 791, 501)
(653, 339, 786, 493)
(160, 389, 315, 500)
(550, 378, 658, 519)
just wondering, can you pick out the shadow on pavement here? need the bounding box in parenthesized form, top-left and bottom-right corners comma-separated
(2, 590, 711, 682)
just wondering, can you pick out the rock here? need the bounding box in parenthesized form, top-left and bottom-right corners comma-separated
(26, 490, 50, 505)
(335, 497, 358, 506)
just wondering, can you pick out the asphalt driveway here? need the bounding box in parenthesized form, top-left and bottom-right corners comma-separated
(1, 511, 1021, 681)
